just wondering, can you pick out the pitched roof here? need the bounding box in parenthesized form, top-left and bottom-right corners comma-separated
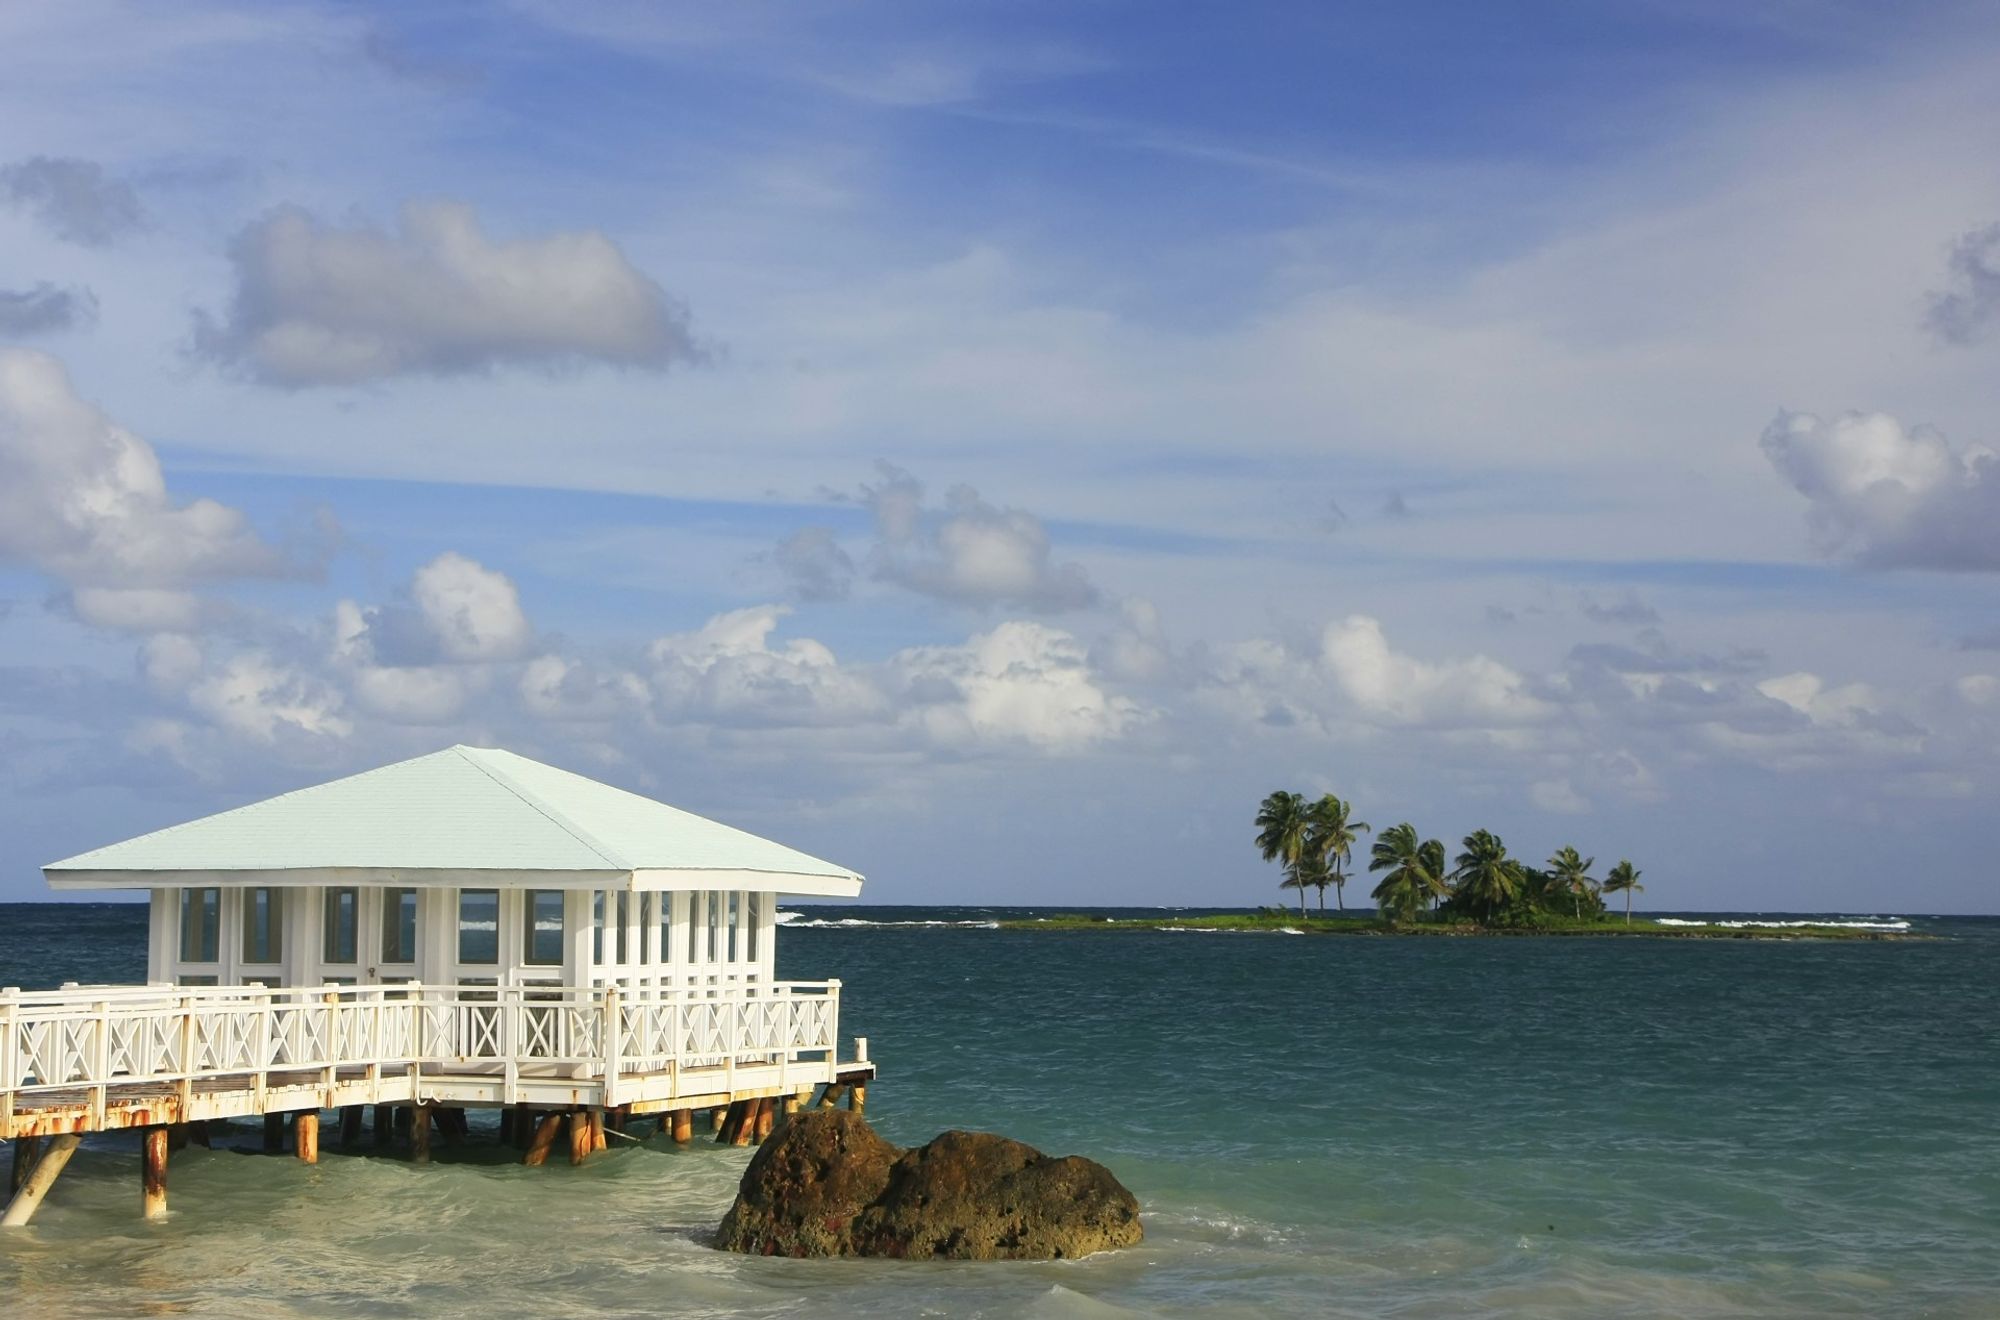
(44, 746, 862, 893)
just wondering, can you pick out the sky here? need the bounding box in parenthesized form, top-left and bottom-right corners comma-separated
(3, 0, 2000, 912)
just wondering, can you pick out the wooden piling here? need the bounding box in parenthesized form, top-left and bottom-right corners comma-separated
(263, 1112, 288, 1153)
(190, 1121, 211, 1149)
(142, 1126, 169, 1220)
(588, 1109, 607, 1153)
(754, 1096, 776, 1142)
(567, 1111, 592, 1166)
(166, 1124, 188, 1153)
(295, 1111, 319, 1164)
(732, 1100, 757, 1147)
(339, 1105, 364, 1148)
(849, 1083, 867, 1116)
(10, 1135, 42, 1195)
(783, 1094, 800, 1118)
(0, 1132, 80, 1228)
(498, 1108, 515, 1145)
(514, 1104, 534, 1150)
(373, 1104, 394, 1147)
(411, 1105, 432, 1164)
(817, 1083, 846, 1110)
(523, 1113, 563, 1166)
(714, 1100, 743, 1144)
(671, 1108, 693, 1144)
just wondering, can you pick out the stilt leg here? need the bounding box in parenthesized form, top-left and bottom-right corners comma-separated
(373, 1105, 394, 1148)
(523, 1113, 562, 1166)
(710, 1105, 727, 1133)
(499, 1108, 515, 1145)
(263, 1113, 287, 1153)
(817, 1083, 846, 1110)
(671, 1109, 693, 1145)
(568, 1111, 591, 1166)
(340, 1106, 364, 1148)
(411, 1105, 431, 1164)
(166, 1124, 188, 1154)
(514, 1104, 534, 1150)
(588, 1110, 606, 1153)
(190, 1121, 211, 1149)
(754, 1097, 775, 1142)
(142, 1126, 169, 1220)
(849, 1083, 867, 1116)
(10, 1135, 42, 1195)
(732, 1101, 756, 1148)
(295, 1112, 319, 1164)
(1, 1133, 81, 1228)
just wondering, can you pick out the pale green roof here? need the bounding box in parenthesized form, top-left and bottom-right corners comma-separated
(44, 746, 862, 893)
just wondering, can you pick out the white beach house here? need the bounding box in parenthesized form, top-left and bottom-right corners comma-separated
(1, 746, 874, 1226)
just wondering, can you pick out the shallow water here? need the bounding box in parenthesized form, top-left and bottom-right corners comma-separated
(2, 905, 1996, 1318)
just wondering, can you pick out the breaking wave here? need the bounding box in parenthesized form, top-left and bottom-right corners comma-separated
(1653, 917, 1912, 931)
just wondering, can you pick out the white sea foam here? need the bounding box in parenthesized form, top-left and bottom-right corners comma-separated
(1653, 917, 1911, 931)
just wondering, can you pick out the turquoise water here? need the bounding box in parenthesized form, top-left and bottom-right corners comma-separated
(2, 904, 1996, 1318)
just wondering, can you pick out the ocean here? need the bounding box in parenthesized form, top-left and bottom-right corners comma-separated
(1, 903, 1995, 1318)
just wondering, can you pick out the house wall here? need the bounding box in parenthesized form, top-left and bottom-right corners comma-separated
(148, 883, 780, 990)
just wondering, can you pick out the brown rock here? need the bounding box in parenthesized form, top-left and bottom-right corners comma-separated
(715, 1108, 900, 1257)
(715, 1110, 1143, 1260)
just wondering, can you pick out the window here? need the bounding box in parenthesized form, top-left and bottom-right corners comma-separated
(179, 887, 219, 963)
(707, 889, 722, 963)
(661, 892, 676, 965)
(458, 889, 500, 965)
(242, 887, 283, 964)
(178, 974, 218, 987)
(525, 890, 565, 966)
(323, 887, 359, 964)
(686, 891, 701, 963)
(746, 892, 760, 965)
(382, 887, 418, 964)
(726, 891, 740, 962)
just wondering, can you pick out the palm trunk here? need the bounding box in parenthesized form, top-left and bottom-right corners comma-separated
(1334, 866, 1345, 911)
(1625, 890, 1632, 924)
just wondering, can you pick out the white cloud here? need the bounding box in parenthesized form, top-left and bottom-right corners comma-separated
(519, 653, 648, 723)
(139, 633, 203, 695)
(1093, 597, 1172, 684)
(773, 525, 856, 602)
(1321, 616, 1552, 728)
(889, 620, 1142, 752)
(68, 586, 207, 633)
(0, 156, 143, 245)
(192, 200, 698, 386)
(1761, 410, 2000, 569)
(0, 348, 289, 599)
(349, 664, 469, 724)
(859, 467, 1097, 612)
(187, 652, 351, 743)
(409, 551, 532, 662)
(647, 604, 887, 728)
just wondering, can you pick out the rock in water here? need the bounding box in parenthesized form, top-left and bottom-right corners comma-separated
(716, 1111, 1143, 1260)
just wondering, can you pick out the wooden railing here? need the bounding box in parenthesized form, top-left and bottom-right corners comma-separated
(0, 980, 842, 1126)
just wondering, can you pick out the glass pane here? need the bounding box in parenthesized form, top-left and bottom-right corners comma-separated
(686, 892, 699, 963)
(707, 890, 721, 963)
(661, 893, 675, 965)
(726, 892, 739, 962)
(458, 889, 500, 965)
(525, 890, 565, 965)
(242, 887, 283, 964)
(615, 892, 629, 965)
(381, 887, 418, 963)
(180, 887, 219, 963)
(593, 891, 605, 965)
(747, 892, 759, 964)
(323, 888, 358, 964)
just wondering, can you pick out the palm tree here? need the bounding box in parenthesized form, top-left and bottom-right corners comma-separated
(1368, 822, 1449, 924)
(1546, 846, 1598, 920)
(1304, 794, 1370, 913)
(1254, 790, 1312, 919)
(1451, 829, 1525, 924)
(1601, 860, 1645, 923)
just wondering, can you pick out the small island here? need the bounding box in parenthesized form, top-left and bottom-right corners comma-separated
(1005, 790, 1914, 941)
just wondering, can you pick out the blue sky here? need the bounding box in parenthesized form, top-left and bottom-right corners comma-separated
(4, 0, 2000, 911)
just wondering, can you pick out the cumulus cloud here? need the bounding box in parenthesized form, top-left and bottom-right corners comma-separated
(859, 466, 1097, 611)
(66, 587, 209, 634)
(1320, 616, 1551, 728)
(0, 348, 291, 599)
(1761, 410, 2000, 569)
(192, 200, 697, 386)
(0, 283, 96, 335)
(410, 552, 532, 661)
(187, 652, 351, 744)
(1926, 222, 2000, 345)
(888, 620, 1143, 752)
(647, 605, 886, 728)
(0, 157, 143, 245)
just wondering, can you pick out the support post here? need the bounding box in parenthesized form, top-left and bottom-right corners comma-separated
(817, 1083, 846, 1110)
(10, 1135, 43, 1195)
(732, 1101, 756, 1148)
(263, 1112, 288, 1153)
(850, 1082, 867, 1116)
(709, 1106, 727, 1133)
(373, 1104, 394, 1147)
(166, 1125, 188, 1154)
(754, 1096, 775, 1142)
(588, 1109, 606, 1153)
(523, 1113, 562, 1166)
(1, 1133, 81, 1228)
(190, 1121, 211, 1149)
(339, 1106, 363, 1148)
(671, 1109, 693, 1145)
(411, 1105, 431, 1164)
(142, 1126, 169, 1220)
(568, 1111, 591, 1166)
(295, 1111, 319, 1164)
